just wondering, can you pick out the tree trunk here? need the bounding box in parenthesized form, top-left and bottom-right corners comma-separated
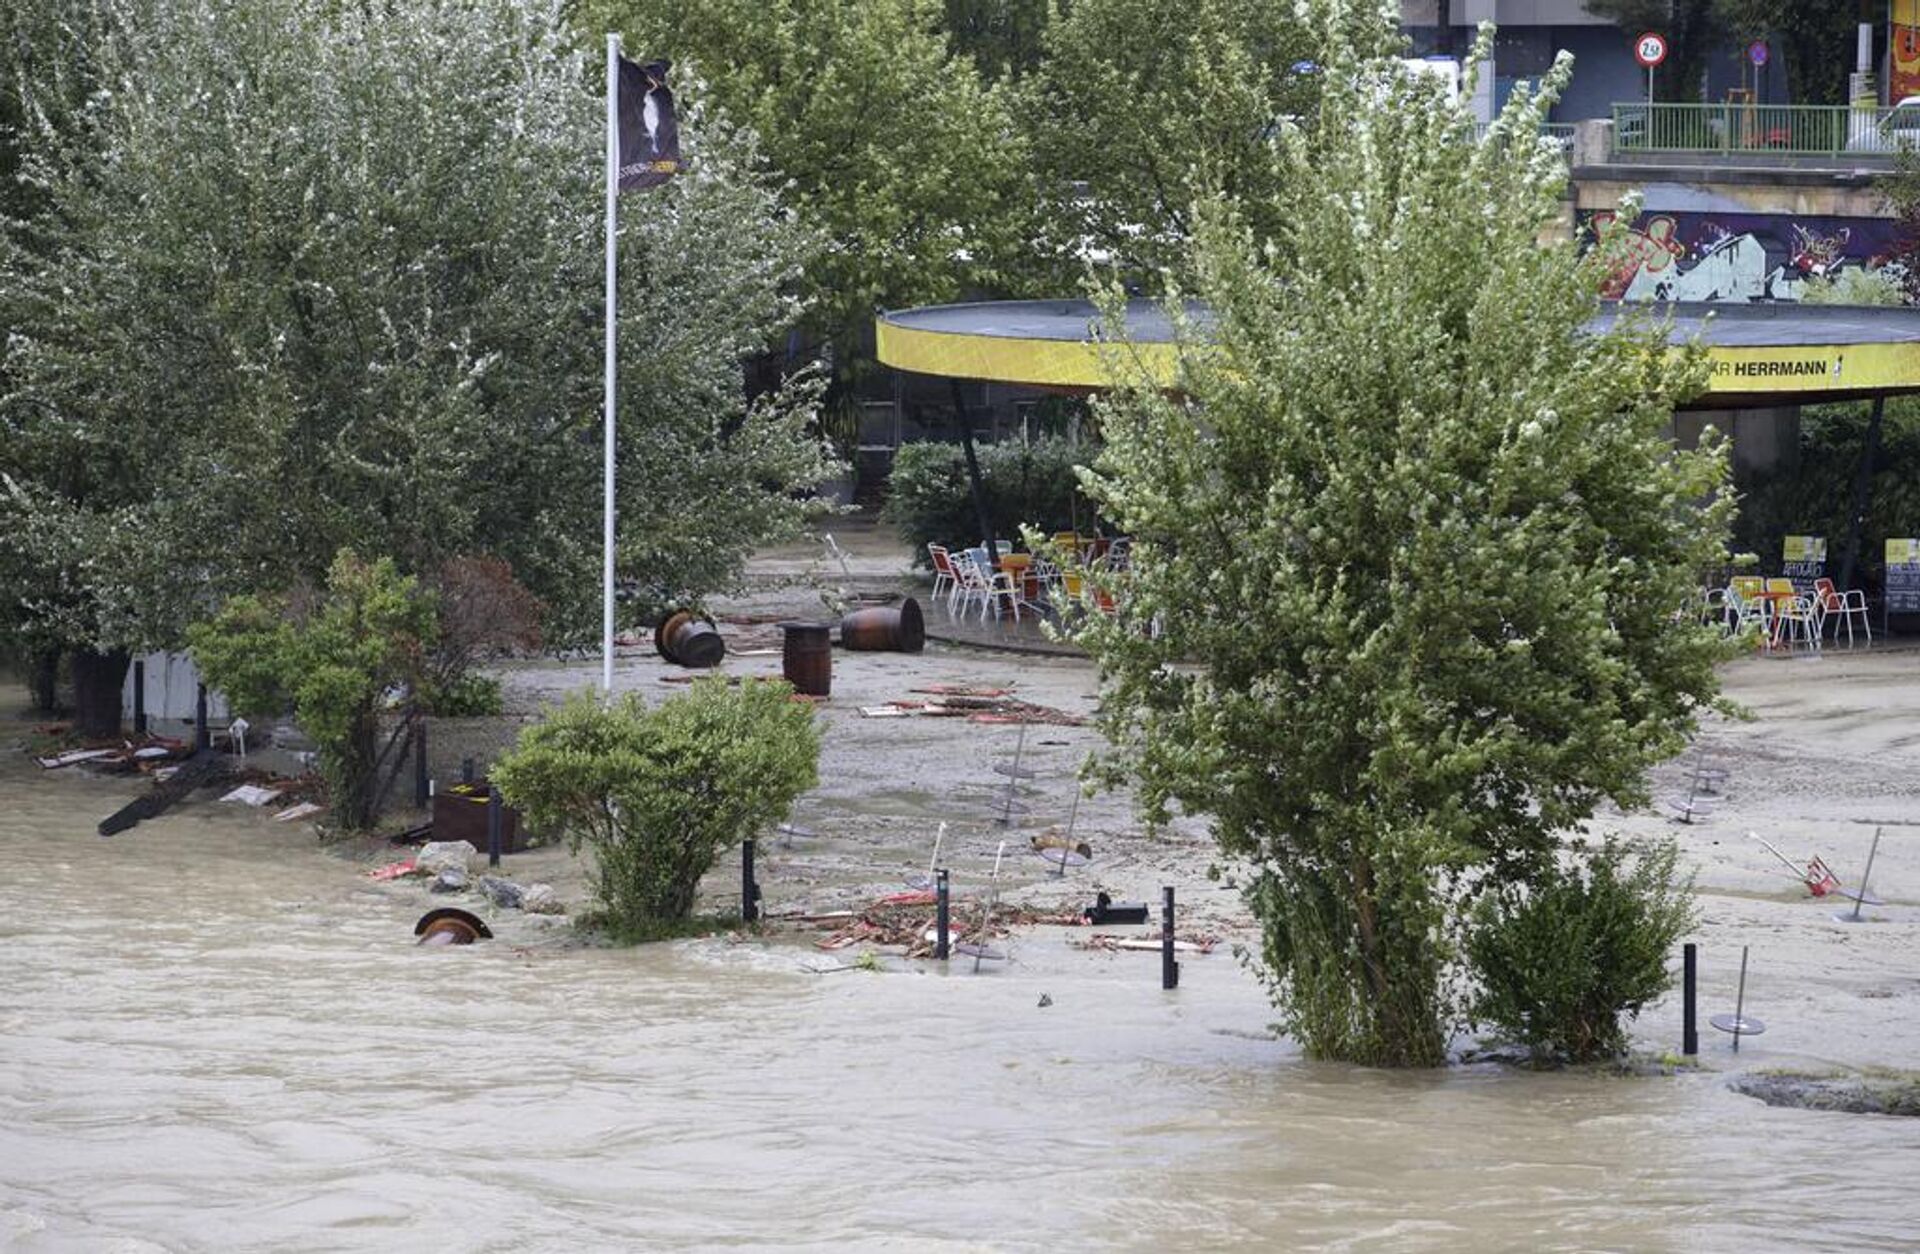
(28, 647, 60, 713)
(949, 379, 999, 566)
(1838, 395, 1884, 593)
(69, 648, 129, 740)
(333, 706, 381, 830)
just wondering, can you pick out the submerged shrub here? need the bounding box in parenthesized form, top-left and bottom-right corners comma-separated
(1467, 838, 1695, 1063)
(490, 680, 819, 941)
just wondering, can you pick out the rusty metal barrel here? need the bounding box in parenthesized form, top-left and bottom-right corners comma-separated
(654, 610, 726, 668)
(838, 596, 925, 653)
(779, 621, 832, 697)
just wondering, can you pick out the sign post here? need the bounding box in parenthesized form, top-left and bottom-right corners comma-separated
(1635, 32, 1669, 109)
(1782, 535, 1827, 594)
(1886, 539, 1920, 633)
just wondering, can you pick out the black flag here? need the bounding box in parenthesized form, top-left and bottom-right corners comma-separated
(617, 56, 681, 191)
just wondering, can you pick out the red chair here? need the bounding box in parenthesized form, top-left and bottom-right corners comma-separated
(928, 544, 959, 609)
(1813, 577, 1871, 647)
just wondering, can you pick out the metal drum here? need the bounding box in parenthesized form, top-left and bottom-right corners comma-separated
(839, 597, 925, 653)
(779, 622, 833, 697)
(654, 610, 726, 668)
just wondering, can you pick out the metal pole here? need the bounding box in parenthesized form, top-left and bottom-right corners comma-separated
(1682, 942, 1698, 1056)
(935, 868, 950, 959)
(194, 683, 209, 752)
(132, 660, 146, 735)
(413, 721, 429, 809)
(1161, 886, 1179, 990)
(1851, 827, 1882, 922)
(742, 837, 760, 923)
(1731, 945, 1750, 1052)
(602, 33, 620, 699)
(487, 787, 502, 869)
(998, 722, 1025, 827)
(1055, 783, 1081, 878)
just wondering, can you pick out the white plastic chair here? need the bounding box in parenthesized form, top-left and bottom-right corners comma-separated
(1773, 595, 1821, 654)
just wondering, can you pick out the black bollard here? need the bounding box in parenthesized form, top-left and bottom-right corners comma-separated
(133, 660, 147, 735)
(413, 722, 429, 809)
(1161, 886, 1179, 990)
(461, 757, 476, 784)
(741, 838, 761, 923)
(1683, 942, 1698, 1057)
(934, 868, 950, 960)
(487, 787, 502, 868)
(194, 683, 210, 751)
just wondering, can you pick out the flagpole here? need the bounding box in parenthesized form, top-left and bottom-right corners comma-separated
(602, 33, 618, 698)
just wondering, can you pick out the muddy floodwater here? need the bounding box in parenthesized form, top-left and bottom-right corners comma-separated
(4, 749, 1918, 1251)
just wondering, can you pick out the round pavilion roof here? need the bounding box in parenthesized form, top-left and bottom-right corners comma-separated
(876, 300, 1920, 407)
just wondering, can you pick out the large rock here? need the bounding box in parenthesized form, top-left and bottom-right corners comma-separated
(430, 866, 470, 894)
(477, 876, 523, 910)
(415, 841, 478, 875)
(521, 883, 564, 915)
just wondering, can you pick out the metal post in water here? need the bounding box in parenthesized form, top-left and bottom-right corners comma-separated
(742, 837, 760, 923)
(195, 683, 209, 751)
(413, 721, 429, 809)
(1055, 782, 1081, 879)
(1731, 945, 1750, 1052)
(1682, 943, 1698, 1056)
(132, 660, 146, 735)
(1161, 886, 1179, 990)
(1850, 827, 1882, 923)
(997, 722, 1027, 828)
(487, 787, 502, 869)
(935, 868, 950, 959)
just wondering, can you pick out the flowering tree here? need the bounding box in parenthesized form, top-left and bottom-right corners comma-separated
(1, 0, 831, 734)
(577, 0, 1034, 380)
(1075, 11, 1732, 1066)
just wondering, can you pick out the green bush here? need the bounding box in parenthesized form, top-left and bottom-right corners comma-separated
(189, 550, 437, 830)
(1733, 399, 1920, 594)
(490, 680, 819, 941)
(421, 672, 504, 717)
(1466, 838, 1695, 1064)
(884, 436, 1100, 566)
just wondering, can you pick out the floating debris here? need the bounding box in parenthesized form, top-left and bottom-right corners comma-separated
(1074, 933, 1219, 955)
(415, 907, 492, 946)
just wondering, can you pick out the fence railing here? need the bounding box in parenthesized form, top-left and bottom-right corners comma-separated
(1611, 102, 1920, 157)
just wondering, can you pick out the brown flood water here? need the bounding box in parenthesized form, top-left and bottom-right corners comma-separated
(3, 744, 1918, 1252)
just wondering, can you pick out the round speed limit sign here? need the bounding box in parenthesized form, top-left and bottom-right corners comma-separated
(1634, 32, 1668, 68)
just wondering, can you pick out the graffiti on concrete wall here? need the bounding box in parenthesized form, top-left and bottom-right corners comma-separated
(1582, 210, 1908, 303)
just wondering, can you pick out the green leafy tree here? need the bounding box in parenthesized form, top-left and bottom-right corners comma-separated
(491, 681, 820, 940)
(189, 551, 437, 831)
(1467, 838, 1696, 1063)
(884, 436, 1098, 564)
(2, 0, 831, 733)
(576, 0, 1034, 390)
(1025, 0, 1326, 281)
(1713, 0, 1859, 105)
(942, 0, 1051, 81)
(1073, 17, 1731, 1066)
(1585, 0, 1721, 103)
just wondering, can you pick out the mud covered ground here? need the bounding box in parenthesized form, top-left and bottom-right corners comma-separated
(38, 521, 1920, 1071)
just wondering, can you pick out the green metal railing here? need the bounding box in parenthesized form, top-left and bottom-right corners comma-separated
(1611, 102, 1920, 157)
